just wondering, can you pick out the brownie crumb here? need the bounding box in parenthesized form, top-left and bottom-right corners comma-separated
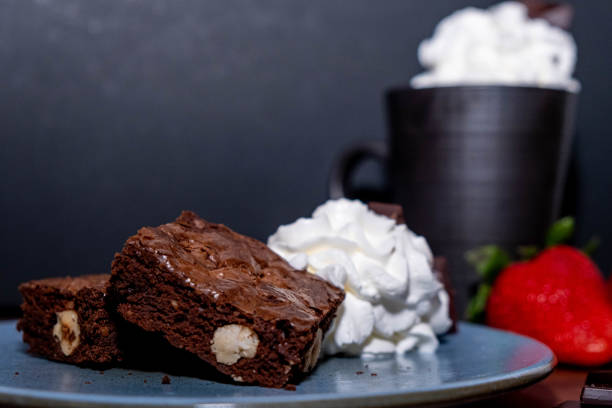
(356, 371, 364, 375)
(162, 375, 171, 385)
(128, 372, 133, 376)
(14, 372, 19, 376)
(99, 371, 105, 375)
(144, 379, 147, 384)
(284, 384, 297, 391)
(371, 373, 378, 377)
(84, 381, 91, 384)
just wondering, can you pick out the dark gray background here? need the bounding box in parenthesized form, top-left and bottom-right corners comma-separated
(1, 0, 610, 312)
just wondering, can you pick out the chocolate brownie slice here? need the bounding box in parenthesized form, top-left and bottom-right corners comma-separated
(109, 211, 344, 388)
(17, 274, 123, 365)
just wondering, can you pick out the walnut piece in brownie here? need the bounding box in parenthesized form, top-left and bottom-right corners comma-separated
(17, 274, 123, 365)
(109, 211, 345, 388)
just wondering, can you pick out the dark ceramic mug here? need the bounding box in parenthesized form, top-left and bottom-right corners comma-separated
(329, 86, 578, 312)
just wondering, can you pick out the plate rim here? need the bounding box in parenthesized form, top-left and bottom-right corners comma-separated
(0, 321, 556, 408)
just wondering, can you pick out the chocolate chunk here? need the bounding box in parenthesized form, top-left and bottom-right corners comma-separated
(109, 210, 344, 388)
(581, 371, 612, 405)
(161, 375, 171, 385)
(522, 0, 573, 30)
(367, 202, 405, 224)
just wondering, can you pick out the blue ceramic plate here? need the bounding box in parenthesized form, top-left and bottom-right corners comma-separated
(0, 321, 554, 407)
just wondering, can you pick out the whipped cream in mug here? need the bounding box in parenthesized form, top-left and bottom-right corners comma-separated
(411, 1, 579, 92)
(268, 199, 451, 355)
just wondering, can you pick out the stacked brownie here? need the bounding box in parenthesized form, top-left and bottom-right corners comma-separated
(17, 211, 344, 387)
(17, 275, 123, 365)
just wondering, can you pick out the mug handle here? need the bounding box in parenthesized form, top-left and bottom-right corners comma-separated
(328, 140, 390, 199)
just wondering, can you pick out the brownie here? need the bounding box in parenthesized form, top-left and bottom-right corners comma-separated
(17, 274, 123, 365)
(432, 257, 458, 333)
(109, 211, 345, 388)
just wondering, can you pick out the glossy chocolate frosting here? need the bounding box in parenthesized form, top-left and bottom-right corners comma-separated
(19, 274, 109, 293)
(125, 211, 344, 332)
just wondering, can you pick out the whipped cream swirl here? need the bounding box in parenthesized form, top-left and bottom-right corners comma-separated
(268, 199, 451, 355)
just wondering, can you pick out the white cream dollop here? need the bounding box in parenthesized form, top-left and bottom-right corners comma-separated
(267, 199, 451, 356)
(411, 1, 579, 92)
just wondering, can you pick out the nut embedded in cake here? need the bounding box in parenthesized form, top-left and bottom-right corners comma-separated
(108, 210, 344, 388)
(17, 274, 123, 365)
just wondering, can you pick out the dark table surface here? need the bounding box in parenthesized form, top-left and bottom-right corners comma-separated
(460, 367, 585, 407)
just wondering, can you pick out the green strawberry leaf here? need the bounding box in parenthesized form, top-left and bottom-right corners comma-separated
(582, 236, 601, 257)
(465, 283, 491, 323)
(545, 216, 575, 247)
(465, 245, 511, 284)
(517, 245, 539, 260)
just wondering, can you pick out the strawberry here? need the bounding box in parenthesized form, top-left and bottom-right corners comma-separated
(486, 245, 612, 366)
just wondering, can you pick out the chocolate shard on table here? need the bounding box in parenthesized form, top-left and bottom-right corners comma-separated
(109, 210, 345, 388)
(580, 370, 612, 406)
(17, 274, 123, 365)
(367, 201, 458, 333)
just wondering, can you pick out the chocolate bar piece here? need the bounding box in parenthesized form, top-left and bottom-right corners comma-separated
(368, 201, 458, 332)
(109, 211, 345, 388)
(17, 275, 123, 365)
(581, 371, 612, 406)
